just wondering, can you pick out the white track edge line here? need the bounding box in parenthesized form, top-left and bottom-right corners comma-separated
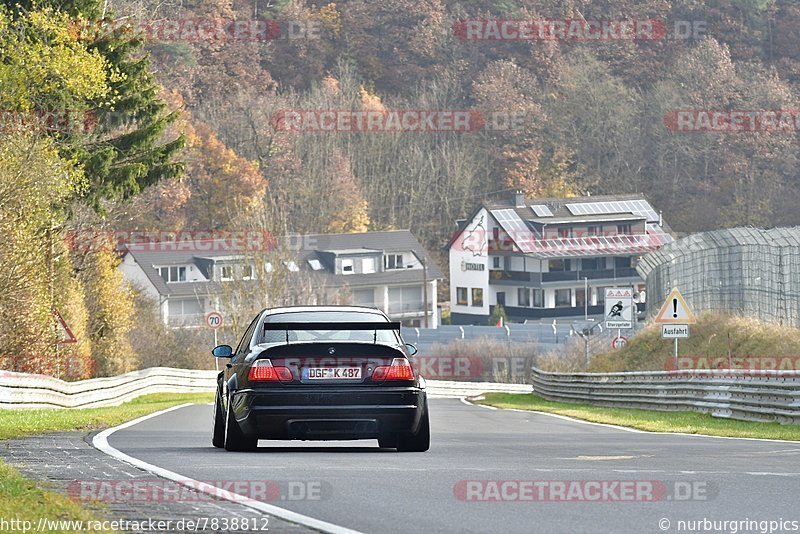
(93, 404, 364, 534)
(459, 396, 800, 443)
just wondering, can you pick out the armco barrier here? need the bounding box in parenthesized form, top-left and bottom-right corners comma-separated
(531, 367, 800, 425)
(0, 368, 531, 408)
(0, 367, 218, 409)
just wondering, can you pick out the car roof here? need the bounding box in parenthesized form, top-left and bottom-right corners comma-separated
(261, 305, 389, 319)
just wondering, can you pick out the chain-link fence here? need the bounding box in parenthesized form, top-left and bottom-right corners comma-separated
(636, 227, 800, 326)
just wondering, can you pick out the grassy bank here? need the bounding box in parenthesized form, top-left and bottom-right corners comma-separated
(476, 392, 800, 441)
(0, 392, 214, 533)
(588, 313, 800, 373)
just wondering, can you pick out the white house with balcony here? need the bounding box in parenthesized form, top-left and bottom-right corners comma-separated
(118, 230, 442, 328)
(447, 192, 673, 324)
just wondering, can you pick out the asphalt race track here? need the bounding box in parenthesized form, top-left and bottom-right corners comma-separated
(105, 399, 800, 534)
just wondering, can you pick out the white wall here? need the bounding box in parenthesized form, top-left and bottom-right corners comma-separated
(118, 254, 159, 299)
(449, 209, 489, 316)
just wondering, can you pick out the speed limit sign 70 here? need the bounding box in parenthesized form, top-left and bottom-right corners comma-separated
(206, 311, 223, 330)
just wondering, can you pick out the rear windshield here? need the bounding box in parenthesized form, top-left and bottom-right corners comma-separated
(259, 311, 399, 344)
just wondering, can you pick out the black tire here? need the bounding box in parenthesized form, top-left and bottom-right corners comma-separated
(396, 403, 430, 452)
(211, 387, 225, 448)
(223, 394, 258, 452)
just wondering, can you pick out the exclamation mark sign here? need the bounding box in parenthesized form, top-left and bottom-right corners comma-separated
(672, 298, 678, 318)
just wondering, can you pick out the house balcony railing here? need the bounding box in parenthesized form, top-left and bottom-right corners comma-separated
(166, 313, 206, 328)
(489, 267, 640, 286)
(489, 232, 669, 257)
(387, 302, 433, 316)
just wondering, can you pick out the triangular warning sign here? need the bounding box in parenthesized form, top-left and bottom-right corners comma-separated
(53, 309, 77, 344)
(654, 288, 696, 324)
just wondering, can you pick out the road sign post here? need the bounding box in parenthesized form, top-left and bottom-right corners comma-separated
(654, 288, 696, 369)
(605, 288, 634, 330)
(206, 312, 223, 371)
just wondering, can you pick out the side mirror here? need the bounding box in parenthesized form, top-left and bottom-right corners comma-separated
(405, 343, 418, 356)
(212, 345, 233, 358)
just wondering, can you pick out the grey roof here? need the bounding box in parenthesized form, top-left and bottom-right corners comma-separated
(450, 193, 673, 257)
(121, 230, 443, 297)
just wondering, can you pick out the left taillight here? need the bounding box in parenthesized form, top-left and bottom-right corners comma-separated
(248, 359, 293, 382)
(372, 357, 414, 381)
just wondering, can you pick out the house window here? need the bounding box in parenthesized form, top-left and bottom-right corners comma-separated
(548, 259, 570, 272)
(388, 286, 422, 314)
(308, 259, 323, 271)
(285, 260, 299, 272)
(159, 266, 187, 283)
(518, 288, 530, 307)
(615, 256, 632, 268)
(617, 224, 632, 235)
(582, 258, 600, 271)
(362, 257, 376, 274)
(167, 297, 202, 316)
(242, 265, 255, 280)
(471, 288, 483, 307)
(220, 265, 233, 281)
(492, 227, 500, 241)
(341, 259, 354, 274)
(352, 289, 374, 306)
(555, 289, 572, 307)
(557, 227, 572, 238)
(492, 257, 501, 269)
(587, 225, 601, 236)
(532, 289, 544, 308)
(456, 287, 468, 305)
(384, 254, 404, 270)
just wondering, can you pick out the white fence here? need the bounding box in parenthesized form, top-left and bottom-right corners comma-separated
(0, 368, 530, 409)
(531, 367, 800, 425)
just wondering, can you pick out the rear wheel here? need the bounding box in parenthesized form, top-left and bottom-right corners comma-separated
(223, 394, 258, 452)
(211, 387, 225, 448)
(396, 403, 430, 452)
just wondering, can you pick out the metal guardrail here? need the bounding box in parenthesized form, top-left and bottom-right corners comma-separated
(0, 368, 531, 408)
(531, 367, 800, 425)
(0, 367, 218, 409)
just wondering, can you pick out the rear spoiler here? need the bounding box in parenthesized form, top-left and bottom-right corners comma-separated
(263, 321, 401, 343)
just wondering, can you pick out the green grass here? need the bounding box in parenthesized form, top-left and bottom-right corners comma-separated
(0, 392, 214, 533)
(0, 462, 105, 533)
(476, 392, 800, 441)
(0, 392, 213, 440)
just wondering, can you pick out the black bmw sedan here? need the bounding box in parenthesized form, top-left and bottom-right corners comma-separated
(211, 306, 429, 452)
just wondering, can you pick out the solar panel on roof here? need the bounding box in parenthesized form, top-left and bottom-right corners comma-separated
(531, 204, 553, 217)
(566, 200, 659, 222)
(490, 209, 535, 253)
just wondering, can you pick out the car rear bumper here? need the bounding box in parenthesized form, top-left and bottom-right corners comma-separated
(231, 386, 426, 440)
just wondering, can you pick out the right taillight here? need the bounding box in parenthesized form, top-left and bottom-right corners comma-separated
(372, 357, 414, 381)
(248, 359, 293, 382)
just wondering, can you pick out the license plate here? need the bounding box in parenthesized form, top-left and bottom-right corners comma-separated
(304, 367, 362, 380)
